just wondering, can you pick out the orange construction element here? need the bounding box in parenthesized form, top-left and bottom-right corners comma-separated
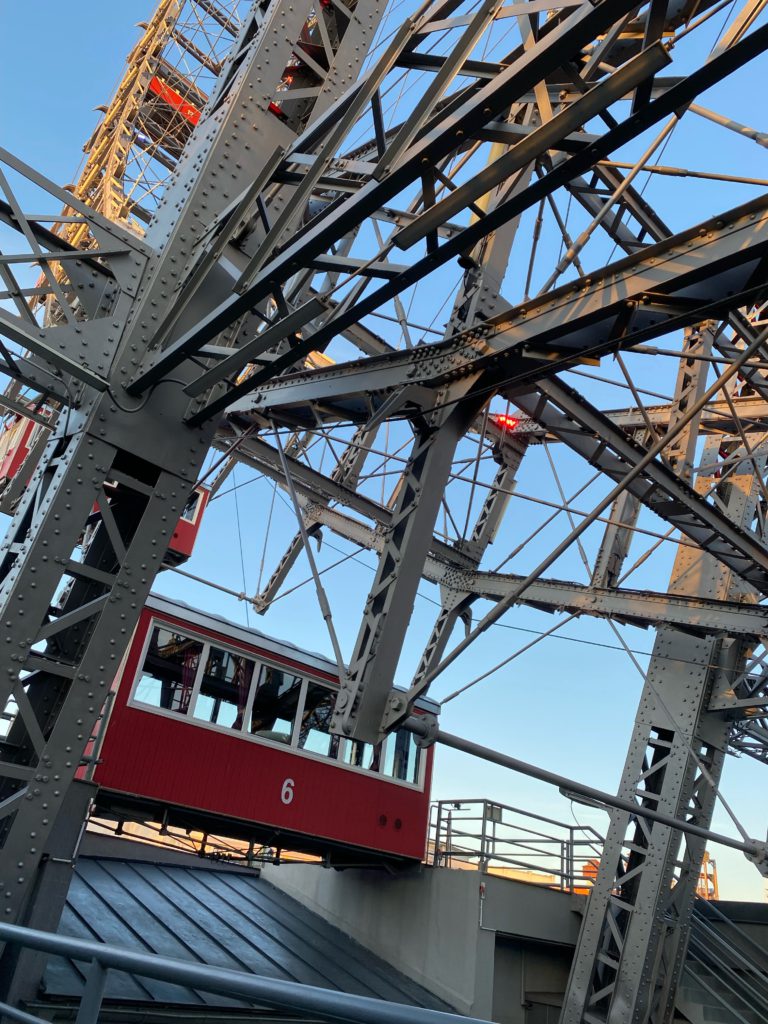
(696, 851, 720, 901)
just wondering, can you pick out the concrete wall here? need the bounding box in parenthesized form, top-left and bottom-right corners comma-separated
(479, 874, 584, 945)
(492, 939, 573, 1024)
(261, 863, 585, 1020)
(262, 862, 495, 1015)
(263, 860, 768, 1024)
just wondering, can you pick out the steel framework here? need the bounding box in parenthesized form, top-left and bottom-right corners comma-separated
(2, 1, 768, 1021)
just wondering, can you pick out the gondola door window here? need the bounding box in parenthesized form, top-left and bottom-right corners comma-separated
(297, 681, 339, 758)
(342, 738, 381, 771)
(193, 646, 255, 729)
(180, 490, 201, 523)
(383, 729, 421, 785)
(247, 664, 303, 743)
(134, 626, 203, 714)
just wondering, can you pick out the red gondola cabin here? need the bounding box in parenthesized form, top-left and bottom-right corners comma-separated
(88, 594, 436, 863)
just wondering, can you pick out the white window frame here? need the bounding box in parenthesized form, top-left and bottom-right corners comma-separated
(179, 487, 205, 525)
(127, 615, 424, 790)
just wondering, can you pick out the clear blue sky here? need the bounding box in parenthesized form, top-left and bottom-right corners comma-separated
(1, 1, 767, 901)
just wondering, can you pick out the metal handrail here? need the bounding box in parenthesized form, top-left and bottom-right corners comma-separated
(432, 846, 598, 885)
(691, 919, 768, 991)
(687, 904, 768, 1022)
(692, 907, 768, 986)
(430, 798, 604, 840)
(695, 898, 768, 973)
(681, 962, 757, 1024)
(429, 798, 604, 891)
(0, 923, 489, 1024)
(437, 850, 593, 886)
(685, 944, 768, 1024)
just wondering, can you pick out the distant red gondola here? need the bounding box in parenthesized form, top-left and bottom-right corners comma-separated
(165, 486, 210, 564)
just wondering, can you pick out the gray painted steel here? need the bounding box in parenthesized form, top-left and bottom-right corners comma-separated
(3, 2, 768, 1022)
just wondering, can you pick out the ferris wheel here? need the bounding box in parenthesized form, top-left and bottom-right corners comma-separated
(1, 1, 768, 1020)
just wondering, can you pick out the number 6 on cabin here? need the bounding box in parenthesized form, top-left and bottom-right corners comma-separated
(281, 778, 295, 805)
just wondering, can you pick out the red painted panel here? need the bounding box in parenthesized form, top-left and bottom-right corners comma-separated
(93, 608, 433, 860)
(148, 76, 201, 124)
(0, 417, 35, 482)
(167, 486, 210, 562)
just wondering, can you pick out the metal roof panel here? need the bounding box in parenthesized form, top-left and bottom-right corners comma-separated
(44, 855, 453, 1013)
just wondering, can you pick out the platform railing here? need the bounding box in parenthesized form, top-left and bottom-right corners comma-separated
(0, 923, 489, 1024)
(429, 799, 604, 892)
(682, 900, 768, 1023)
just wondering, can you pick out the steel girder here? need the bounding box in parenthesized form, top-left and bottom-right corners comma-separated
(561, 446, 764, 1023)
(178, 21, 768, 424)
(0, 0, 387, 942)
(334, 118, 542, 738)
(333, 386, 488, 740)
(513, 393, 768, 443)
(219, 428, 768, 643)
(227, 191, 768, 423)
(124, 0, 658, 400)
(511, 377, 768, 593)
(261, 491, 768, 639)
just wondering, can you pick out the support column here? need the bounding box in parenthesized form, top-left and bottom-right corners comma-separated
(0, 780, 96, 1005)
(0, 0, 390, 953)
(561, 439, 761, 1024)
(334, 385, 485, 742)
(0, 405, 209, 934)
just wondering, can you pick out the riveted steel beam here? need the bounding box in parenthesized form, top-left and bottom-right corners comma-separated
(0, 0, 390, 949)
(561, 438, 764, 1022)
(288, 495, 768, 637)
(512, 377, 768, 593)
(229, 193, 768, 425)
(127, 0, 652, 402)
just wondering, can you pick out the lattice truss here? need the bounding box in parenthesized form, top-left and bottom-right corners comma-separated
(62, 0, 254, 234)
(0, 0, 254, 481)
(2, 0, 768, 1020)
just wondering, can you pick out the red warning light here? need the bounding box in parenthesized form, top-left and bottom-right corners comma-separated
(491, 413, 519, 432)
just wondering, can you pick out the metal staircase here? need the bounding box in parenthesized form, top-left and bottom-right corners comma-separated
(676, 902, 768, 1024)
